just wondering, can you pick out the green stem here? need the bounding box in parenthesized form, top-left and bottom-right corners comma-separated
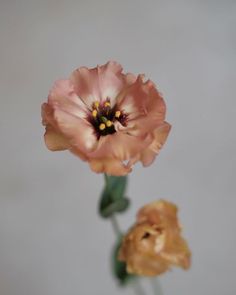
(103, 174, 147, 295)
(104, 173, 109, 186)
(110, 214, 122, 236)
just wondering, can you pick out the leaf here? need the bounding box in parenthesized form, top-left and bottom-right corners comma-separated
(100, 197, 130, 218)
(107, 176, 127, 201)
(99, 175, 129, 218)
(112, 236, 135, 285)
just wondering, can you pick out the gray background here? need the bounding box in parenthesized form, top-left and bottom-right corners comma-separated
(0, 0, 235, 294)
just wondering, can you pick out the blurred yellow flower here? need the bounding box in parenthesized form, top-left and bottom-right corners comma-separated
(118, 200, 191, 276)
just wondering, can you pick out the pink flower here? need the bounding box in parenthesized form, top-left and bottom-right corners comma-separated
(41, 61, 171, 175)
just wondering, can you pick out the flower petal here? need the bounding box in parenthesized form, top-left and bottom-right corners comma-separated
(42, 103, 69, 150)
(88, 131, 152, 161)
(97, 61, 127, 106)
(70, 61, 132, 108)
(140, 122, 171, 166)
(53, 109, 97, 153)
(48, 79, 87, 119)
(114, 75, 167, 146)
(44, 125, 70, 151)
(119, 200, 191, 276)
(69, 146, 89, 162)
(41, 103, 56, 127)
(70, 66, 101, 108)
(116, 75, 147, 119)
(137, 200, 177, 224)
(160, 236, 191, 270)
(118, 222, 170, 276)
(89, 157, 131, 176)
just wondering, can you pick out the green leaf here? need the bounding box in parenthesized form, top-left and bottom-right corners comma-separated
(99, 175, 129, 218)
(106, 176, 127, 201)
(100, 197, 130, 218)
(114, 197, 129, 212)
(112, 236, 135, 285)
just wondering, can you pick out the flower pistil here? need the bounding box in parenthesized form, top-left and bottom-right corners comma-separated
(88, 99, 126, 138)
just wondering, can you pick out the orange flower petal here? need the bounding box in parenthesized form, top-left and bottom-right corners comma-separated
(70, 61, 130, 108)
(44, 125, 69, 151)
(41, 103, 56, 127)
(140, 122, 171, 167)
(48, 79, 87, 119)
(89, 157, 132, 176)
(117, 76, 166, 125)
(69, 146, 89, 162)
(53, 109, 97, 153)
(97, 61, 127, 105)
(88, 131, 152, 162)
(119, 200, 191, 276)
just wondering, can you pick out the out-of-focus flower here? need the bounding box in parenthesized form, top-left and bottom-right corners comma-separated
(42, 61, 171, 175)
(118, 200, 191, 276)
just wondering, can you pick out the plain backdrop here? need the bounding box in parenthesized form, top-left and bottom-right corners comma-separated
(0, 0, 235, 294)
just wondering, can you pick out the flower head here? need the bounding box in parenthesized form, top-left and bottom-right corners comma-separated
(118, 200, 191, 276)
(41, 61, 171, 175)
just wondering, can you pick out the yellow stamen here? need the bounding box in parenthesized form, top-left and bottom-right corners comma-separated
(115, 110, 121, 118)
(93, 101, 99, 109)
(104, 101, 111, 107)
(99, 123, 106, 130)
(106, 120, 112, 127)
(92, 109, 97, 117)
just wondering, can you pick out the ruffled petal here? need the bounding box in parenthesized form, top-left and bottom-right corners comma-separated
(140, 122, 171, 166)
(88, 131, 152, 161)
(44, 125, 70, 151)
(41, 103, 56, 127)
(137, 199, 177, 224)
(70, 61, 132, 108)
(53, 109, 97, 153)
(69, 146, 89, 162)
(116, 76, 166, 138)
(48, 79, 87, 119)
(116, 75, 147, 119)
(97, 61, 127, 106)
(119, 200, 191, 276)
(89, 157, 132, 176)
(70, 66, 101, 108)
(160, 236, 191, 270)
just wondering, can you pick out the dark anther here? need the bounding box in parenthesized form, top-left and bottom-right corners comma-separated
(141, 232, 151, 240)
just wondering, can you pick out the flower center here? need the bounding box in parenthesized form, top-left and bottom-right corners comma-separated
(88, 99, 126, 138)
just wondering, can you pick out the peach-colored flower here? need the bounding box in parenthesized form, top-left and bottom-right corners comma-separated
(118, 200, 191, 276)
(41, 61, 171, 175)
